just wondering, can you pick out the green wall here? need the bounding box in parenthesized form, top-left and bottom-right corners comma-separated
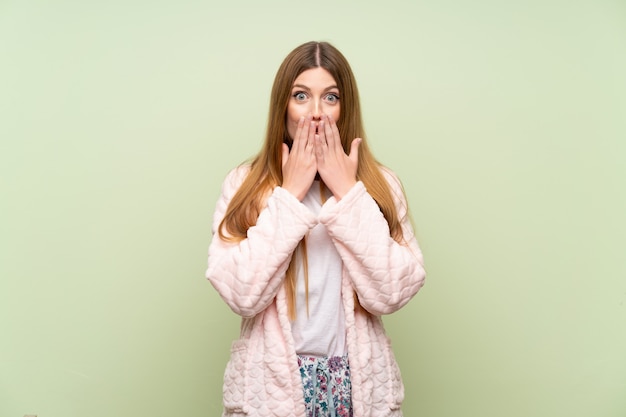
(1, 1, 625, 416)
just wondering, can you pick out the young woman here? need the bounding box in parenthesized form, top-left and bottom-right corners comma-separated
(206, 41, 426, 417)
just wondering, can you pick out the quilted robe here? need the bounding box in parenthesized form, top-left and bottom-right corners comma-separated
(206, 165, 426, 417)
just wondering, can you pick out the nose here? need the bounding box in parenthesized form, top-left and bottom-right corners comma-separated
(311, 98, 322, 120)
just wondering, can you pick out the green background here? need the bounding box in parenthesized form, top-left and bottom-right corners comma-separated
(1, 0, 625, 416)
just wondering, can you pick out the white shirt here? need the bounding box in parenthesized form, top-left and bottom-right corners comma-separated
(290, 181, 347, 358)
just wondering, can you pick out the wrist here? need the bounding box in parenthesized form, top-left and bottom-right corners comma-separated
(331, 180, 357, 201)
(282, 184, 307, 201)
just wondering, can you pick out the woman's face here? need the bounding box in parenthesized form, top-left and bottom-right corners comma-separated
(286, 67, 341, 139)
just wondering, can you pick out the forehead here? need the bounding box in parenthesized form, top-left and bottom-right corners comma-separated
(292, 67, 337, 88)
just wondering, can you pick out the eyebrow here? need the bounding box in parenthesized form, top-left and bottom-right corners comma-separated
(292, 84, 339, 92)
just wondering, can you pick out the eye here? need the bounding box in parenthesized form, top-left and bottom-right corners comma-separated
(325, 93, 340, 104)
(292, 91, 308, 101)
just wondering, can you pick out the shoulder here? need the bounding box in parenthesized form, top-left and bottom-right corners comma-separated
(376, 165, 411, 216)
(215, 164, 253, 203)
(378, 165, 404, 194)
(221, 163, 252, 194)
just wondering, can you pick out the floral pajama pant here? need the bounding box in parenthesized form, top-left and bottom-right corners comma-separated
(297, 355, 353, 417)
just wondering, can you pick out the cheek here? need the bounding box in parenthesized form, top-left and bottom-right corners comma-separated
(331, 104, 340, 122)
(287, 104, 300, 122)
(286, 105, 300, 138)
(288, 101, 309, 122)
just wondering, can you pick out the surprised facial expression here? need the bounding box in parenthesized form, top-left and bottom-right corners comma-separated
(286, 67, 340, 140)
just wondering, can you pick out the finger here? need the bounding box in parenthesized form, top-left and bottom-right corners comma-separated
(349, 138, 362, 163)
(318, 120, 328, 148)
(296, 115, 312, 151)
(282, 143, 290, 168)
(314, 134, 324, 160)
(323, 114, 340, 156)
(322, 116, 334, 149)
(292, 116, 305, 146)
(306, 117, 316, 148)
(327, 114, 343, 151)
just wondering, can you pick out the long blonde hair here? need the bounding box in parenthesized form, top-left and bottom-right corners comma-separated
(219, 41, 405, 319)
